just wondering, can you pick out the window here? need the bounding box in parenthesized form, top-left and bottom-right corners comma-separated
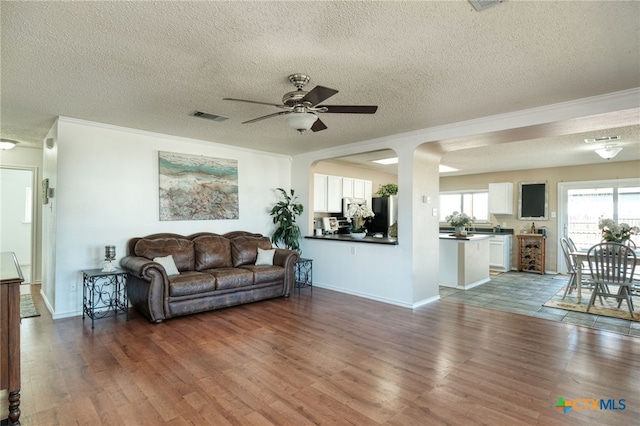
(439, 191, 489, 223)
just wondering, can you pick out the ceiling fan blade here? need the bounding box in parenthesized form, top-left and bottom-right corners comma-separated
(319, 105, 378, 114)
(311, 117, 328, 132)
(242, 111, 291, 124)
(301, 85, 339, 106)
(224, 98, 283, 108)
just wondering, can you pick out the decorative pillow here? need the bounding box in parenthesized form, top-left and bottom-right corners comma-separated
(153, 255, 180, 276)
(255, 248, 276, 266)
(135, 238, 194, 271)
(231, 236, 273, 266)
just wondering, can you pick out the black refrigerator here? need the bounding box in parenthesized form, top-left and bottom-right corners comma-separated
(369, 195, 398, 236)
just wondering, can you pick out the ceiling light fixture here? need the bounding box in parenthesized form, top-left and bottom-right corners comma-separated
(0, 139, 18, 150)
(286, 112, 318, 133)
(373, 157, 398, 165)
(594, 145, 622, 160)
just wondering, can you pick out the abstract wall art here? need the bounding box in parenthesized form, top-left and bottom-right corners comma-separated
(158, 151, 239, 221)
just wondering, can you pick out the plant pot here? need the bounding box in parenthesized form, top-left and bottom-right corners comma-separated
(350, 232, 367, 240)
(454, 226, 467, 237)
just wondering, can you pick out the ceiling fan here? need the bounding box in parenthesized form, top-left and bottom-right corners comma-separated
(223, 74, 378, 133)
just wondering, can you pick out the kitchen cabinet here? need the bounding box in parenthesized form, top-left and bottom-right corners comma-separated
(489, 182, 513, 214)
(489, 234, 512, 272)
(313, 174, 328, 212)
(314, 174, 372, 212)
(353, 179, 365, 199)
(342, 178, 354, 198)
(327, 175, 343, 213)
(364, 180, 373, 206)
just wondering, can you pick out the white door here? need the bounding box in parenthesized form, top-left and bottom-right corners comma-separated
(558, 178, 640, 271)
(0, 167, 35, 284)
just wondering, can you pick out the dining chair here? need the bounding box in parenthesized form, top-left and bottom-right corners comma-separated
(586, 242, 637, 318)
(560, 238, 599, 301)
(560, 238, 578, 299)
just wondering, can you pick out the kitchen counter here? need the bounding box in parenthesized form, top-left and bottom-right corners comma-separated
(305, 234, 398, 245)
(439, 233, 492, 241)
(439, 227, 514, 235)
(439, 234, 490, 289)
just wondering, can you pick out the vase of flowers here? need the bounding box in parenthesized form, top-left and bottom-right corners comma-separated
(598, 218, 638, 243)
(445, 211, 474, 237)
(346, 203, 375, 238)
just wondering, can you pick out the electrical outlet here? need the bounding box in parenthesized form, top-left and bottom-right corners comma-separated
(351, 247, 357, 255)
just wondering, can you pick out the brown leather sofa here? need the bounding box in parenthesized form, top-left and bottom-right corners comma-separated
(120, 231, 299, 323)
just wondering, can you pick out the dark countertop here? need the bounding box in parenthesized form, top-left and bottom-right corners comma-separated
(305, 234, 399, 245)
(439, 234, 492, 241)
(439, 227, 514, 235)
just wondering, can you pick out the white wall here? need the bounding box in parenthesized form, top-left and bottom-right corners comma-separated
(46, 117, 292, 318)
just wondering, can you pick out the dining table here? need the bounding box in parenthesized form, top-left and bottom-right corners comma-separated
(570, 247, 639, 304)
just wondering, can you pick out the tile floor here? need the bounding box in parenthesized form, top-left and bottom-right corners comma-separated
(439, 271, 640, 337)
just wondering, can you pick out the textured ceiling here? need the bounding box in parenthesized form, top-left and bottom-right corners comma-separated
(1, 1, 639, 174)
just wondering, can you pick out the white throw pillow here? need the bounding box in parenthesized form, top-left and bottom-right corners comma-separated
(255, 248, 275, 266)
(153, 255, 180, 276)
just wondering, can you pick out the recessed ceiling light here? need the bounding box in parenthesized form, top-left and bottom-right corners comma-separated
(439, 165, 458, 173)
(372, 157, 398, 165)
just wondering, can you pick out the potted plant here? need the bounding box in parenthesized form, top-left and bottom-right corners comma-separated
(376, 183, 398, 197)
(445, 211, 474, 237)
(346, 203, 375, 239)
(598, 218, 638, 243)
(269, 188, 304, 251)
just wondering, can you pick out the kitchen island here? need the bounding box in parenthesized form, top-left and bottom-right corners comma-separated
(439, 234, 491, 289)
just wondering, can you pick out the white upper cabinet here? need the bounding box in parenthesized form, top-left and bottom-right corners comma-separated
(364, 180, 373, 207)
(314, 174, 372, 213)
(327, 175, 343, 213)
(489, 182, 513, 214)
(342, 177, 354, 198)
(353, 179, 366, 199)
(314, 174, 328, 212)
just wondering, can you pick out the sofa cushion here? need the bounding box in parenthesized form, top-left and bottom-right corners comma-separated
(134, 238, 195, 272)
(240, 265, 285, 284)
(168, 271, 216, 297)
(193, 235, 233, 271)
(204, 268, 254, 290)
(230, 236, 273, 267)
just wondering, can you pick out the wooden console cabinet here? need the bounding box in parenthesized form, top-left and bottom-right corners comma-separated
(1, 252, 23, 425)
(516, 234, 546, 275)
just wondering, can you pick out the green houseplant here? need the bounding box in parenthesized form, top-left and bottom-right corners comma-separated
(269, 188, 304, 251)
(376, 183, 398, 197)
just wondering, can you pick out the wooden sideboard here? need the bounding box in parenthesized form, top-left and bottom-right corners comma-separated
(1, 252, 23, 425)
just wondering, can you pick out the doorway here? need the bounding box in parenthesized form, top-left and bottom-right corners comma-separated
(0, 166, 36, 285)
(558, 178, 640, 272)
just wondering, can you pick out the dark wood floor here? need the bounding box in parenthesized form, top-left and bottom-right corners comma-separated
(15, 284, 640, 425)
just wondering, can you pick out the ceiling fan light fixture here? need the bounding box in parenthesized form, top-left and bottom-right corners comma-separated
(286, 112, 318, 133)
(594, 145, 622, 160)
(0, 139, 18, 150)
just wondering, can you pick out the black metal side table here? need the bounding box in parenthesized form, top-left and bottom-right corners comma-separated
(294, 258, 313, 292)
(82, 268, 128, 328)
